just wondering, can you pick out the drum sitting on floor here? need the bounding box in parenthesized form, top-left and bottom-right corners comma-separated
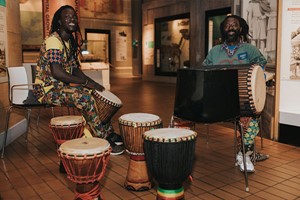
(58, 137, 111, 200)
(49, 115, 85, 145)
(238, 64, 266, 117)
(119, 113, 163, 191)
(92, 90, 122, 124)
(143, 128, 197, 200)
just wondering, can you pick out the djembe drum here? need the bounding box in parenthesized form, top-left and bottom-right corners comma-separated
(238, 64, 266, 117)
(49, 115, 86, 145)
(49, 115, 86, 173)
(92, 90, 123, 124)
(118, 113, 163, 191)
(143, 128, 197, 200)
(58, 137, 111, 199)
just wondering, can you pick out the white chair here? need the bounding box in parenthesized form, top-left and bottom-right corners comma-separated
(1, 66, 54, 158)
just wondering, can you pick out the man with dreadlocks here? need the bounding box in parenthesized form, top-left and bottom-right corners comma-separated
(34, 5, 124, 156)
(203, 15, 269, 172)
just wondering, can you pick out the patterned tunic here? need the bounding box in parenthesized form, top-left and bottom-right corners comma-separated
(34, 32, 112, 138)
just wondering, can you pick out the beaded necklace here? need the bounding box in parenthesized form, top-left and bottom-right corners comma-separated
(57, 32, 72, 61)
(57, 32, 74, 74)
(222, 42, 243, 57)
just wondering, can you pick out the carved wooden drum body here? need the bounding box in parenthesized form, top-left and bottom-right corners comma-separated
(119, 113, 163, 191)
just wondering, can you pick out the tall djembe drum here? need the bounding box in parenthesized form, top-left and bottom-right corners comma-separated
(118, 113, 163, 191)
(143, 128, 197, 200)
(58, 137, 111, 199)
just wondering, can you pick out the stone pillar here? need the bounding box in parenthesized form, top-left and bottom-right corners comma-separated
(6, 0, 22, 66)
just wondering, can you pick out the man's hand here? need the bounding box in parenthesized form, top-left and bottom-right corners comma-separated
(86, 80, 105, 91)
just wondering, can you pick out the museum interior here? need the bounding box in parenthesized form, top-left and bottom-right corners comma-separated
(0, 0, 300, 199)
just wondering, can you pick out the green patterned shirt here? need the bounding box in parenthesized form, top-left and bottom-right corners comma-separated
(203, 43, 267, 67)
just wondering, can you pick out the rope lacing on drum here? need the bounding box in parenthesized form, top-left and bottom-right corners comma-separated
(74, 183, 102, 200)
(58, 148, 111, 184)
(145, 134, 197, 143)
(126, 149, 144, 156)
(119, 120, 163, 128)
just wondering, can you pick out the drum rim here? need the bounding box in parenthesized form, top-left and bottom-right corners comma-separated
(119, 113, 163, 127)
(119, 112, 160, 121)
(143, 128, 197, 142)
(49, 121, 85, 128)
(50, 115, 86, 126)
(119, 119, 163, 127)
(58, 137, 111, 155)
(92, 89, 122, 106)
(58, 147, 111, 159)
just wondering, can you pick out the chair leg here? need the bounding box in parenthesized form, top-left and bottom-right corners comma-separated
(37, 108, 41, 127)
(168, 115, 174, 128)
(238, 120, 249, 192)
(234, 120, 238, 163)
(25, 109, 31, 142)
(1, 106, 13, 159)
(51, 106, 55, 118)
(205, 124, 209, 144)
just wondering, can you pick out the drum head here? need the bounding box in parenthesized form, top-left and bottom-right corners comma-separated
(251, 65, 266, 113)
(96, 90, 122, 105)
(50, 115, 85, 126)
(120, 113, 160, 123)
(143, 128, 197, 142)
(59, 137, 110, 155)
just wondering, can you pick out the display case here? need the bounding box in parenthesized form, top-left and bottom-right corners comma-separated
(154, 13, 190, 76)
(81, 39, 110, 90)
(81, 40, 108, 63)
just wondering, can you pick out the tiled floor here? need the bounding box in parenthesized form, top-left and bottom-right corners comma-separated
(1, 77, 300, 200)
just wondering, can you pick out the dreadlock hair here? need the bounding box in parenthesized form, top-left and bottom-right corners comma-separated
(220, 15, 252, 43)
(50, 5, 83, 62)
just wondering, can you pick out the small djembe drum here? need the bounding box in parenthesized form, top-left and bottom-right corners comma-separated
(92, 90, 123, 124)
(58, 137, 111, 199)
(49, 115, 86, 173)
(118, 113, 163, 191)
(143, 128, 197, 200)
(49, 115, 86, 145)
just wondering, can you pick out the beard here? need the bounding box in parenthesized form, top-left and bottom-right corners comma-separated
(224, 30, 240, 43)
